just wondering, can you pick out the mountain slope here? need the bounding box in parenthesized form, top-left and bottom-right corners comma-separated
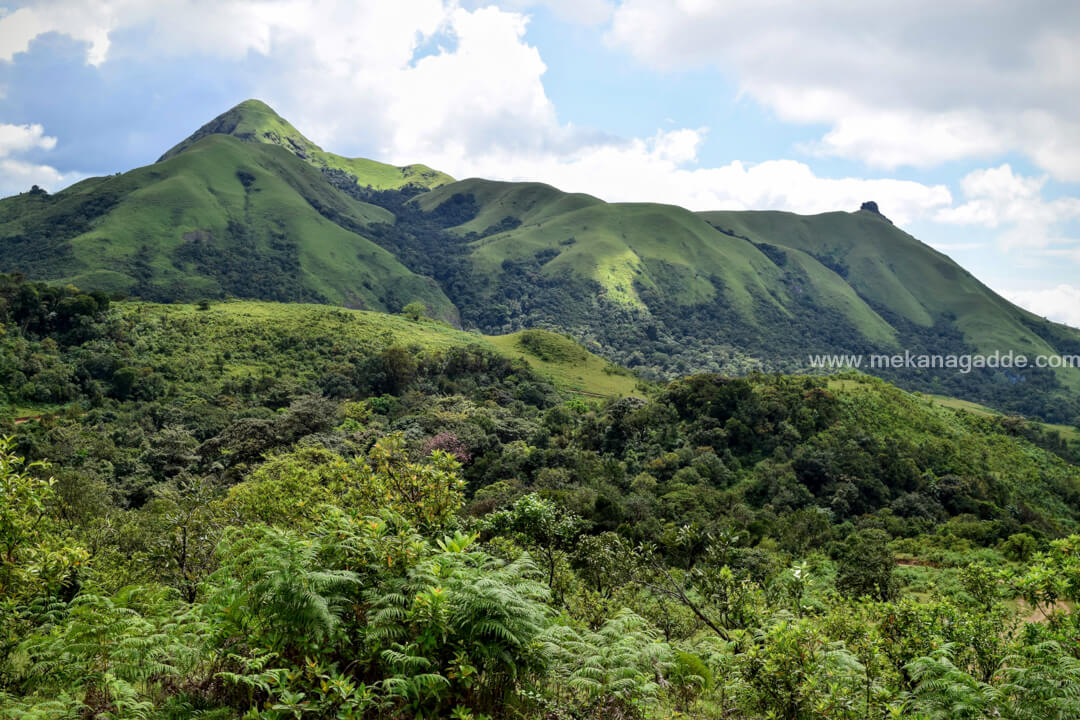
(413, 178, 899, 344)
(699, 208, 1080, 396)
(0, 133, 456, 318)
(2, 99, 1079, 423)
(402, 178, 1080, 422)
(160, 99, 453, 190)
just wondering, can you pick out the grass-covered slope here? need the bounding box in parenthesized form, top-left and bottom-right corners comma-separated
(180, 301, 638, 399)
(418, 178, 898, 346)
(824, 374, 1080, 521)
(700, 208, 1080, 395)
(160, 99, 453, 190)
(406, 180, 1080, 421)
(413, 178, 604, 232)
(0, 134, 456, 318)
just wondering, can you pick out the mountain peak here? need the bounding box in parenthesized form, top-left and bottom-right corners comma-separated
(157, 98, 321, 162)
(859, 200, 893, 224)
(155, 100, 453, 191)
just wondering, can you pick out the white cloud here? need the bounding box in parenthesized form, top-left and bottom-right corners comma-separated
(0, 122, 57, 156)
(927, 242, 985, 253)
(1005, 285, 1080, 329)
(0, 122, 78, 195)
(605, 1, 1080, 180)
(0, 157, 82, 196)
(441, 133, 952, 223)
(935, 164, 1080, 251)
(494, 0, 614, 25)
(0, 2, 114, 65)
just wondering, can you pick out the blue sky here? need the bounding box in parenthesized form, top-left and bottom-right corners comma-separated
(1, 0, 1078, 326)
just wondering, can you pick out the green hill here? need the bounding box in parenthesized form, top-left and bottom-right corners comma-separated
(700, 209, 1080, 385)
(399, 178, 1080, 422)
(2, 100, 1080, 422)
(160, 99, 453, 190)
(420, 179, 895, 345)
(119, 300, 641, 400)
(0, 132, 456, 319)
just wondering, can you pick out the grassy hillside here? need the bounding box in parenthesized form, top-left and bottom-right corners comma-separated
(928, 392, 1080, 453)
(0, 299, 638, 422)
(0, 134, 456, 318)
(413, 178, 603, 232)
(406, 179, 1080, 421)
(160, 99, 453, 190)
(700, 208, 1080, 395)
(815, 374, 1080, 527)
(166, 301, 639, 399)
(415, 179, 899, 350)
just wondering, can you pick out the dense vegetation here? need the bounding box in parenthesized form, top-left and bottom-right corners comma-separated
(4, 277, 1080, 718)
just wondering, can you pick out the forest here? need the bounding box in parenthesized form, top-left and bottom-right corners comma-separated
(4, 275, 1080, 719)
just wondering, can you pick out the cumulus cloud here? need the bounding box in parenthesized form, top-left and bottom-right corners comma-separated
(935, 165, 1080, 252)
(0, 0, 958, 224)
(494, 0, 615, 25)
(0, 157, 81, 196)
(605, 1, 1080, 180)
(0, 1, 113, 65)
(0, 122, 56, 155)
(0, 122, 78, 195)
(444, 130, 952, 222)
(1005, 285, 1080, 329)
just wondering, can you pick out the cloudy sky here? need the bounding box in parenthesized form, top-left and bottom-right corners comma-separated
(1, 0, 1078, 326)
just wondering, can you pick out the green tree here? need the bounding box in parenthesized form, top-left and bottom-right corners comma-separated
(835, 529, 897, 601)
(481, 493, 583, 592)
(0, 438, 87, 619)
(999, 532, 1038, 562)
(402, 301, 428, 321)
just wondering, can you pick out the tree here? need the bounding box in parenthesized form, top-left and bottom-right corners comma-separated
(143, 475, 225, 602)
(402, 301, 428, 321)
(481, 493, 583, 592)
(835, 529, 897, 601)
(0, 438, 87, 611)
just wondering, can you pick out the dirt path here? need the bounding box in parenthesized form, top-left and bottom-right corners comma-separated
(1017, 599, 1071, 624)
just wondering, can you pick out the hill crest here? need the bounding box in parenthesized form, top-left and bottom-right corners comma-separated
(160, 99, 453, 191)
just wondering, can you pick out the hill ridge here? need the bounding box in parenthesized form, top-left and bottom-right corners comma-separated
(160, 98, 453, 191)
(2, 100, 1080, 423)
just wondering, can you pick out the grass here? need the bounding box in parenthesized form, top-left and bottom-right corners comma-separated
(4, 134, 456, 319)
(419, 181, 914, 346)
(118, 300, 641, 400)
(928, 392, 1080, 444)
(0, 301, 638, 424)
(486, 330, 641, 398)
(160, 99, 453, 190)
(700, 208, 1080, 394)
(461, 199, 789, 312)
(413, 178, 603, 232)
(831, 376, 1079, 458)
(823, 374, 1080, 526)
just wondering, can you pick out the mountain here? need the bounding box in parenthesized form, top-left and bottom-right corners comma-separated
(0, 114, 456, 319)
(408, 178, 1080, 422)
(159, 99, 453, 190)
(2, 100, 1079, 422)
